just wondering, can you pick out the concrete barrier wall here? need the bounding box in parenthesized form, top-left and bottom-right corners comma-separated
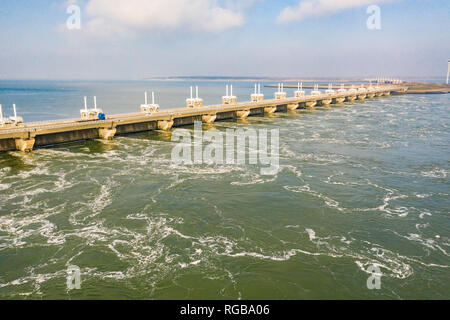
(116, 121, 157, 135)
(216, 111, 236, 120)
(0, 138, 16, 152)
(34, 128, 99, 147)
(173, 115, 202, 127)
(249, 107, 265, 116)
(276, 104, 288, 112)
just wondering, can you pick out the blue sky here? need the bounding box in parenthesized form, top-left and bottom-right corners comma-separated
(0, 0, 448, 79)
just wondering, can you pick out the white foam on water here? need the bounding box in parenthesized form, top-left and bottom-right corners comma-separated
(14, 165, 50, 180)
(0, 267, 66, 296)
(354, 250, 413, 280)
(420, 168, 448, 178)
(0, 202, 69, 250)
(148, 174, 187, 203)
(179, 259, 201, 268)
(340, 236, 353, 244)
(279, 143, 296, 158)
(224, 269, 242, 300)
(301, 228, 416, 279)
(353, 181, 411, 218)
(0, 166, 11, 178)
(0, 183, 11, 191)
(415, 223, 430, 231)
(392, 231, 449, 257)
(280, 165, 303, 179)
(89, 180, 115, 214)
(416, 193, 432, 199)
(295, 152, 346, 165)
(231, 170, 277, 186)
(305, 229, 316, 241)
(284, 185, 344, 212)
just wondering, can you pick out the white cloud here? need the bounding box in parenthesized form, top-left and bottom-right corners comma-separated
(278, 0, 396, 23)
(83, 0, 246, 35)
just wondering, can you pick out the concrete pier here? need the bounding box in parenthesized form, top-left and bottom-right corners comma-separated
(157, 119, 174, 131)
(319, 98, 332, 106)
(0, 85, 406, 152)
(305, 101, 317, 109)
(235, 109, 250, 119)
(346, 95, 357, 102)
(287, 103, 299, 111)
(15, 138, 35, 152)
(334, 97, 346, 104)
(264, 105, 277, 114)
(202, 114, 217, 124)
(98, 124, 117, 140)
(357, 88, 367, 101)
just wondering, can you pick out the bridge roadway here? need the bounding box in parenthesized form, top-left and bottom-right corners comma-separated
(0, 85, 406, 152)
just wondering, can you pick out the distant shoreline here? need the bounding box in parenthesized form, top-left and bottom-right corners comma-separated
(143, 76, 447, 83)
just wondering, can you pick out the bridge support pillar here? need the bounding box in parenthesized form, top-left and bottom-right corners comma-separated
(235, 110, 250, 119)
(202, 114, 217, 124)
(287, 103, 299, 111)
(319, 99, 332, 106)
(98, 127, 117, 140)
(264, 106, 277, 114)
(15, 138, 35, 152)
(157, 120, 174, 131)
(334, 97, 346, 104)
(305, 101, 317, 109)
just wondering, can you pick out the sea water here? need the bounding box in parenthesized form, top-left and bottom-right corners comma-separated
(0, 80, 448, 299)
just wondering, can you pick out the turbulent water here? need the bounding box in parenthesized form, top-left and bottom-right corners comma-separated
(0, 81, 449, 299)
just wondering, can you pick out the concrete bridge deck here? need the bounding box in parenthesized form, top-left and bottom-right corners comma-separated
(0, 85, 406, 152)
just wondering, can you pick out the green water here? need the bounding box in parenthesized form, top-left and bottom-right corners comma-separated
(0, 83, 449, 299)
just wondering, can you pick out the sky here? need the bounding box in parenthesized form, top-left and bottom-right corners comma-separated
(0, 0, 448, 80)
